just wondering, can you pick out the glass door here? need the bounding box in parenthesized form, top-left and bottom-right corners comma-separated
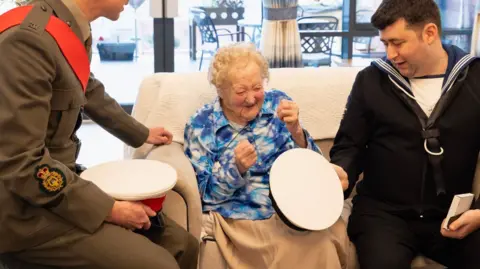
(90, 0, 154, 111)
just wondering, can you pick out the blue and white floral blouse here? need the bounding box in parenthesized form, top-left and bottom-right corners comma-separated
(184, 89, 320, 220)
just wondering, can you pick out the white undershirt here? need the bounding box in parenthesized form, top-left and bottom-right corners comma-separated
(409, 77, 444, 117)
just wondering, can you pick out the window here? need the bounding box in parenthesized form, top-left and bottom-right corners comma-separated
(298, 0, 343, 19)
(0, 1, 16, 14)
(439, 0, 477, 29)
(90, 1, 153, 105)
(355, 0, 381, 24)
(299, 0, 342, 6)
(438, 0, 477, 51)
(352, 0, 478, 53)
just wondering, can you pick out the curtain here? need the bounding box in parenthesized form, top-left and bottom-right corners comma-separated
(260, 0, 303, 68)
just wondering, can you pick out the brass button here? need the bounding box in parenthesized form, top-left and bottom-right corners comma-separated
(66, 21, 71, 27)
(40, 5, 47, 11)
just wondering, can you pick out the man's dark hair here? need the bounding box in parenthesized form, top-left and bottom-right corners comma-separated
(371, 0, 442, 35)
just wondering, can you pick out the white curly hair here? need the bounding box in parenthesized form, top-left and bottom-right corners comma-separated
(208, 42, 270, 92)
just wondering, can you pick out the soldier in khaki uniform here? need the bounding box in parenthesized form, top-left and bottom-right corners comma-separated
(0, 0, 199, 268)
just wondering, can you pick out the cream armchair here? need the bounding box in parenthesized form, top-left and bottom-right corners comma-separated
(125, 67, 479, 269)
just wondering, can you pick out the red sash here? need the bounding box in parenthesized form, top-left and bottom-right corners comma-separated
(0, 6, 90, 92)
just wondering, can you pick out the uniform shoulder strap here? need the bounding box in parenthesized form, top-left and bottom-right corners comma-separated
(0, 5, 90, 92)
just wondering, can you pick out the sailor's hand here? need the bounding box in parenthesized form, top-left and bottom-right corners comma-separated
(332, 164, 349, 191)
(441, 210, 480, 239)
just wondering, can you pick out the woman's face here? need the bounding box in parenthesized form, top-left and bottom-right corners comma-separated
(220, 62, 265, 125)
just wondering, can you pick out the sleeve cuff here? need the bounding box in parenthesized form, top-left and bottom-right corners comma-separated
(296, 129, 320, 153)
(304, 129, 318, 151)
(131, 124, 149, 148)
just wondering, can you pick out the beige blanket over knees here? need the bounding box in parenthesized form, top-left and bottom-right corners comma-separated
(211, 212, 357, 269)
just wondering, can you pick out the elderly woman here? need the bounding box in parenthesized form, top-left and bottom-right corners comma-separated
(184, 43, 354, 269)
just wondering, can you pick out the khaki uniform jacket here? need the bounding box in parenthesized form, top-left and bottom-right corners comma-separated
(0, 0, 149, 253)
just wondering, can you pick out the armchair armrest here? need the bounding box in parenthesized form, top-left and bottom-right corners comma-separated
(145, 142, 202, 240)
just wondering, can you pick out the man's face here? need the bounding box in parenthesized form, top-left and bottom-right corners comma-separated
(100, 0, 129, 21)
(380, 19, 430, 78)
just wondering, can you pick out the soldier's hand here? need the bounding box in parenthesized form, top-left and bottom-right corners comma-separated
(106, 201, 156, 230)
(234, 140, 257, 175)
(146, 127, 173, 145)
